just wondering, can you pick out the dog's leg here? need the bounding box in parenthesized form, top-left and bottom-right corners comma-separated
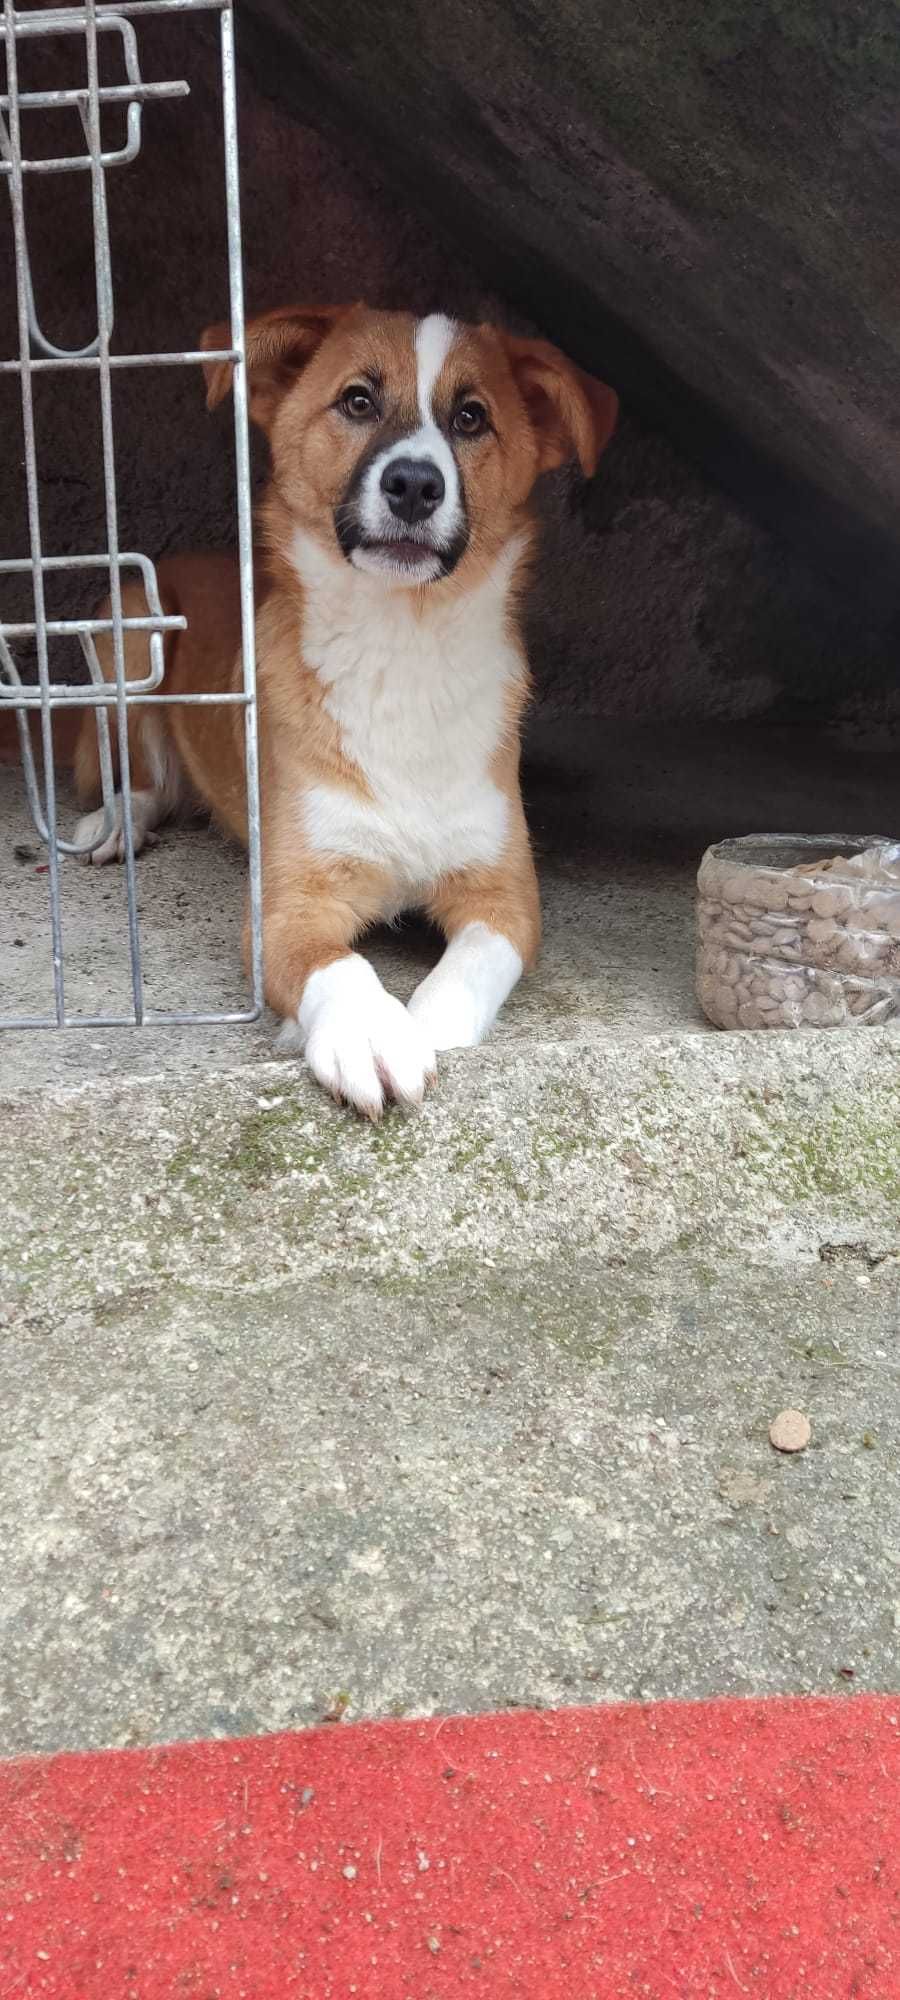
(73, 583, 185, 864)
(259, 858, 437, 1120)
(410, 830, 541, 1050)
(74, 785, 166, 866)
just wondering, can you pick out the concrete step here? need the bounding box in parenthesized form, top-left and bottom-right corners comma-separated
(3, 720, 898, 1295)
(2, 1019, 898, 1315)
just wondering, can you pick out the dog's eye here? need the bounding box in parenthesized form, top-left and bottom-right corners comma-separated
(340, 385, 378, 421)
(452, 400, 488, 438)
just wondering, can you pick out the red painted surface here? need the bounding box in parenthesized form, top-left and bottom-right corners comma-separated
(2, 1695, 899, 1997)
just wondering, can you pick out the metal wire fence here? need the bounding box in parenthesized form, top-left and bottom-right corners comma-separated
(0, 0, 262, 1028)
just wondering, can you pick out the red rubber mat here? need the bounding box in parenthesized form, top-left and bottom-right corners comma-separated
(2, 1695, 898, 1997)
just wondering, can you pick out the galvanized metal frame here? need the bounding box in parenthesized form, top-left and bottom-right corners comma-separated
(0, 0, 263, 1029)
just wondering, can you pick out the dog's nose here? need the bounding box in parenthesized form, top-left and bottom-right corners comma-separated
(380, 456, 445, 525)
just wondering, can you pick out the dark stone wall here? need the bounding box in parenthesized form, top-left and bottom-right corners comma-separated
(1, 7, 897, 737)
(243, 0, 900, 561)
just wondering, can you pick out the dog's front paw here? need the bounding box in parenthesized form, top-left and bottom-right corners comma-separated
(294, 955, 436, 1120)
(407, 978, 482, 1050)
(73, 797, 160, 865)
(407, 925, 524, 1051)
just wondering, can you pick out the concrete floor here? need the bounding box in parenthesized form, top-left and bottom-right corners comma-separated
(1, 721, 898, 1758)
(2, 720, 897, 1089)
(2, 1252, 898, 1757)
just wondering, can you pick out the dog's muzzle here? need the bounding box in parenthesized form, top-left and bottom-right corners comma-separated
(335, 434, 468, 583)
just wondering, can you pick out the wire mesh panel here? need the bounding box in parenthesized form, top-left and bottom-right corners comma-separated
(0, 0, 262, 1028)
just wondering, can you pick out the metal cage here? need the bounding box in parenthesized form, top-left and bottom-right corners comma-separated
(0, 0, 262, 1029)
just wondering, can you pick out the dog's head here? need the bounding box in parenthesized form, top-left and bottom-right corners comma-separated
(202, 306, 618, 589)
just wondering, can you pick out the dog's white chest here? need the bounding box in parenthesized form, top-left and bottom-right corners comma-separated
(300, 570, 521, 899)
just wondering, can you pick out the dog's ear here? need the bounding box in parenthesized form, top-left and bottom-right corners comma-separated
(200, 304, 355, 430)
(502, 334, 618, 477)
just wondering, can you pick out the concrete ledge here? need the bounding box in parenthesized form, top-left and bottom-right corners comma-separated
(4, 725, 897, 1313)
(4, 1025, 898, 1313)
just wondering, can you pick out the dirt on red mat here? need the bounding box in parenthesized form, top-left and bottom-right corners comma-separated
(2, 1694, 898, 1998)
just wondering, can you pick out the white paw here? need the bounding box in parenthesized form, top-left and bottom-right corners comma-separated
(293, 955, 436, 1120)
(407, 925, 524, 1050)
(407, 979, 482, 1050)
(73, 802, 158, 865)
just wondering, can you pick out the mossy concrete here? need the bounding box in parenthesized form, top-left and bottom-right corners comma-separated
(3, 720, 897, 1312)
(2, 1027, 898, 1320)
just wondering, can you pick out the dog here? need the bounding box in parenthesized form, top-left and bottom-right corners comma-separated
(74, 305, 617, 1116)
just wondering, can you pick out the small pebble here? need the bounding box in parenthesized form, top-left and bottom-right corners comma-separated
(769, 1409, 811, 1454)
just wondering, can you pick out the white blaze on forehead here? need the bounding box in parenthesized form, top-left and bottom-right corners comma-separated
(415, 313, 458, 425)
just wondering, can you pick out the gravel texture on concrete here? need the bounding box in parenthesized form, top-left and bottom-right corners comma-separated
(1, 1252, 897, 1758)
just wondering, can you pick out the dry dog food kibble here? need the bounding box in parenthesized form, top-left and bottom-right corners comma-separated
(696, 836, 900, 1031)
(769, 1409, 812, 1454)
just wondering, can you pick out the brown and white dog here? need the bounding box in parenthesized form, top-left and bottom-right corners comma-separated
(74, 305, 617, 1116)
